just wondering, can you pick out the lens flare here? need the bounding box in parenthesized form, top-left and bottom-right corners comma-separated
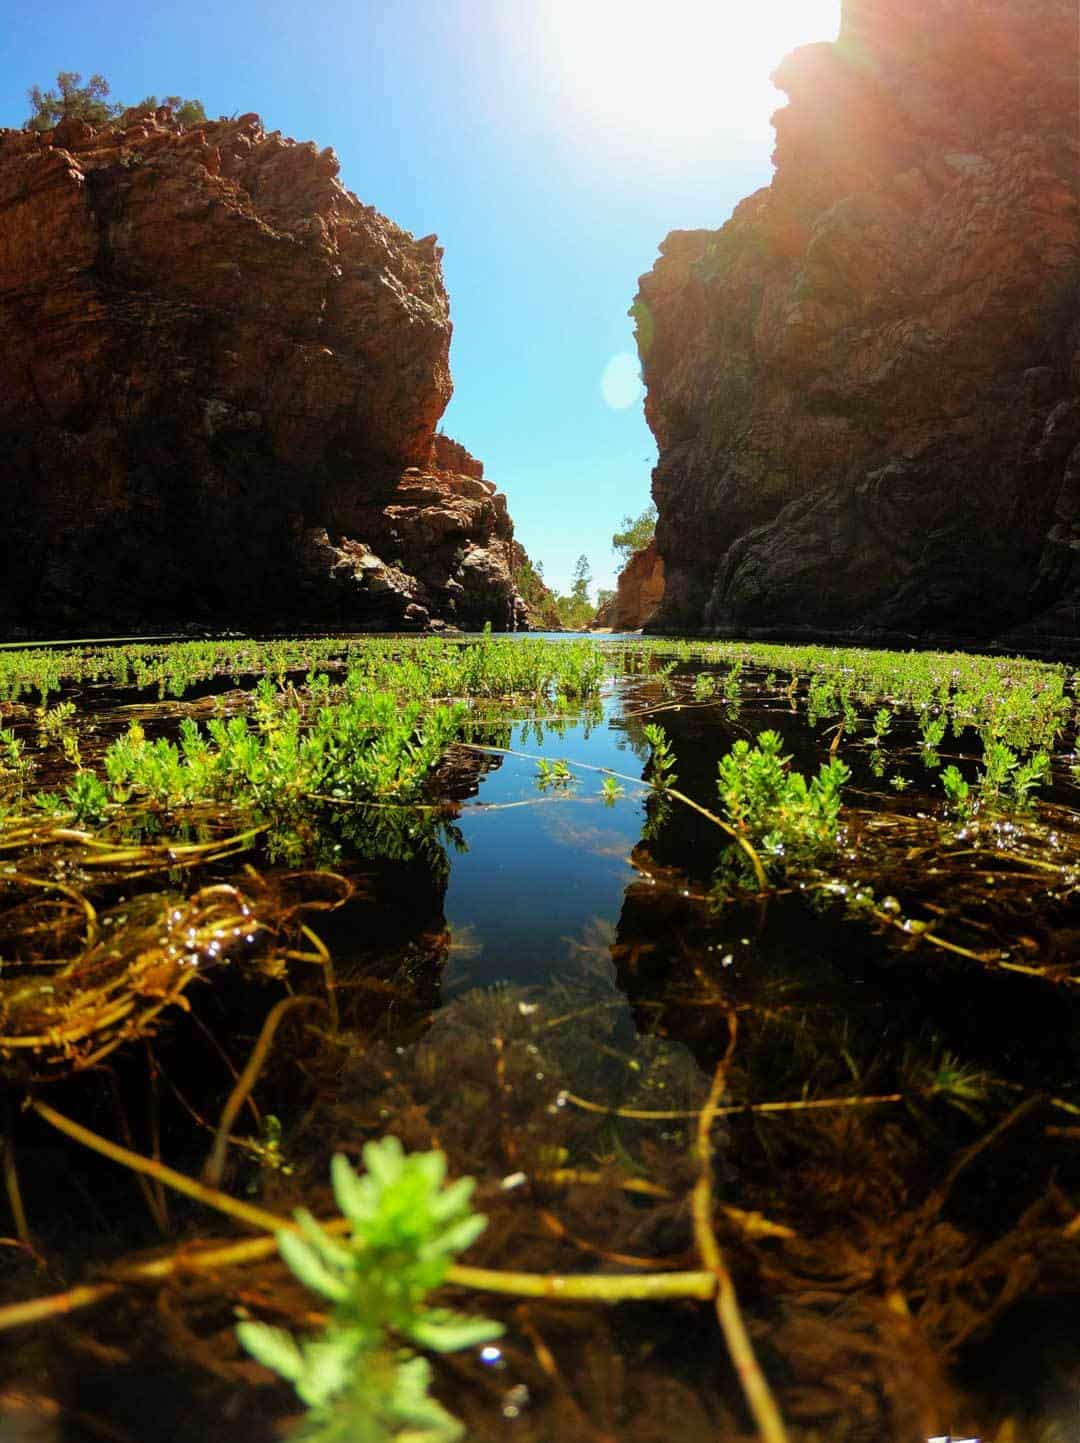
(601, 352, 644, 410)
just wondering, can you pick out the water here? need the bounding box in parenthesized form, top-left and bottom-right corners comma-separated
(3, 637, 1080, 1442)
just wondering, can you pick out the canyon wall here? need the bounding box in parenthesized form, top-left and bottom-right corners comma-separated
(590, 539, 665, 630)
(0, 110, 525, 635)
(635, 0, 1080, 645)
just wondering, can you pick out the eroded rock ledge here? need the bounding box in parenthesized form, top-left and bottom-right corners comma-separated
(635, 0, 1080, 647)
(0, 109, 526, 635)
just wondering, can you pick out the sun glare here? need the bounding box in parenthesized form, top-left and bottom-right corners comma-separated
(549, 0, 841, 141)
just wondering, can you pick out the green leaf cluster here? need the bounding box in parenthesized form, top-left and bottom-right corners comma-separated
(716, 730, 849, 860)
(238, 1139, 502, 1443)
(611, 503, 657, 564)
(103, 694, 465, 812)
(642, 722, 678, 792)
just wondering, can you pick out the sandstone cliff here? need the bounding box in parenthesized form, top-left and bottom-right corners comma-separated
(635, 0, 1080, 645)
(0, 109, 525, 635)
(590, 539, 665, 630)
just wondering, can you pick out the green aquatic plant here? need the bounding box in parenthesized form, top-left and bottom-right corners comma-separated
(940, 765, 971, 816)
(722, 660, 743, 704)
(65, 770, 110, 826)
(35, 699, 77, 746)
(942, 743, 1050, 815)
(919, 712, 947, 755)
(716, 730, 849, 862)
(536, 757, 574, 789)
(238, 1138, 501, 1443)
(642, 722, 678, 792)
(600, 775, 624, 804)
(104, 696, 466, 813)
(870, 707, 892, 745)
(1009, 749, 1051, 806)
(0, 728, 34, 789)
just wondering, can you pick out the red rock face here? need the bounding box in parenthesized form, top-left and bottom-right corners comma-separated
(0, 110, 524, 634)
(591, 540, 665, 631)
(635, 0, 1080, 645)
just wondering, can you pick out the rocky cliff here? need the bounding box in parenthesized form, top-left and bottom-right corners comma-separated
(590, 539, 665, 630)
(635, 0, 1080, 645)
(0, 109, 525, 635)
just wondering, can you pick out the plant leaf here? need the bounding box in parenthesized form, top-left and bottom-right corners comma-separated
(236, 1321, 304, 1381)
(406, 1309, 504, 1353)
(278, 1229, 349, 1302)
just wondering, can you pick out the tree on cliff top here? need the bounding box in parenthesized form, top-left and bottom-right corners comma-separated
(24, 72, 207, 131)
(25, 72, 117, 130)
(612, 502, 657, 563)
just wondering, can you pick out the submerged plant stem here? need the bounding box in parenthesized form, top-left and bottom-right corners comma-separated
(691, 1017, 789, 1443)
(29, 1097, 288, 1235)
(7, 1100, 729, 1339)
(562, 1089, 903, 1120)
(202, 994, 326, 1189)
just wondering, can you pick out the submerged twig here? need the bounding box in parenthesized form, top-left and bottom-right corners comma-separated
(561, 1089, 903, 1121)
(29, 1098, 287, 1235)
(202, 995, 326, 1189)
(691, 1014, 789, 1443)
(2, 1102, 30, 1246)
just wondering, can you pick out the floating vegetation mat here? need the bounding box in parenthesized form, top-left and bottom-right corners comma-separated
(0, 633, 1079, 1442)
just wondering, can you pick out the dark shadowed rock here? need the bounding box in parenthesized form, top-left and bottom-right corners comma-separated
(0, 109, 525, 635)
(635, 0, 1080, 647)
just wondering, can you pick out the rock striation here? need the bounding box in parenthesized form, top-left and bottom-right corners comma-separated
(635, 0, 1080, 645)
(590, 539, 665, 630)
(0, 109, 526, 635)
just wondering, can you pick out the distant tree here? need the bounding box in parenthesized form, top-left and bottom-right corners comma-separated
(553, 554, 596, 630)
(25, 73, 207, 132)
(570, 554, 591, 607)
(25, 72, 118, 130)
(596, 588, 615, 610)
(612, 502, 657, 564)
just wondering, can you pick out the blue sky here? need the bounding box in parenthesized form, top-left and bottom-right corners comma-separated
(0, 0, 840, 596)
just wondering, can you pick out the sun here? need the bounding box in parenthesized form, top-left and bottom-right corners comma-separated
(547, 0, 841, 142)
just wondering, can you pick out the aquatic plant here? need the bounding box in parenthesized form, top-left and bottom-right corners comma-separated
(870, 707, 892, 745)
(536, 757, 574, 789)
(716, 730, 849, 862)
(642, 722, 678, 792)
(238, 1138, 501, 1443)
